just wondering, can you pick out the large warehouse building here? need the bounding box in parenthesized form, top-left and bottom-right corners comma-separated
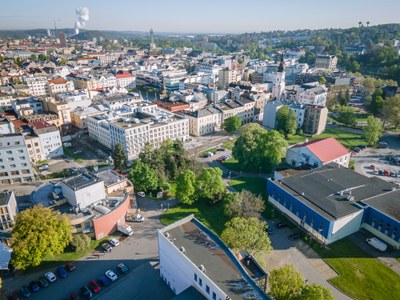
(267, 163, 400, 248)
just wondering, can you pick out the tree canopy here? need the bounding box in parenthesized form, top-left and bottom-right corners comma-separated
(223, 116, 242, 134)
(128, 160, 159, 192)
(336, 106, 357, 126)
(224, 190, 265, 218)
(232, 128, 288, 171)
(221, 217, 271, 255)
(276, 105, 297, 138)
(269, 264, 305, 300)
(175, 169, 197, 204)
(382, 96, 400, 128)
(10, 206, 72, 269)
(363, 116, 383, 146)
(112, 143, 127, 170)
(298, 284, 334, 300)
(195, 167, 225, 204)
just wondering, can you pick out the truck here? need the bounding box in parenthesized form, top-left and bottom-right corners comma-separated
(117, 223, 133, 236)
(366, 237, 387, 252)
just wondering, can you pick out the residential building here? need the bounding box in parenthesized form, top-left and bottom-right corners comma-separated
(24, 135, 43, 163)
(296, 84, 327, 107)
(47, 77, 75, 96)
(0, 191, 18, 231)
(87, 104, 189, 160)
(315, 55, 337, 70)
(0, 134, 34, 185)
(70, 106, 104, 130)
(43, 98, 72, 125)
(99, 93, 142, 110)
(289, 104, 305, 129)
(158, 215, 268, 299)
(286, 138, 350, 168)
(0, 117, 15, 135)
(186, 107, 221, 136)
(31, 121, 64, 159)
(24, 75, 48, 96)
(115, 71, 136, 89)
(303, 105, 328, 135)
(268, 163, 400, 248)
(218, 68, 238, 89)
(11, 97, 44, 117)
(262, 100, 285, 129)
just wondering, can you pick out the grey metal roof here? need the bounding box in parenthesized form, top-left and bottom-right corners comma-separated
(364, 189, 400, 221)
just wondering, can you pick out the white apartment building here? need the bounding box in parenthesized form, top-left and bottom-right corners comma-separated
(87, 104, 189, 160)
(99, 93, 142, 110)
(57, 91, 92, 111)
(24, 75, 48, 96)
(47, 77, 75, 96)
(0, 191, 18, 231)
(218, 68, 238, 89)
(96, 74, 117, 89)
(11, 97, 44, 117)
(116, 71, 136, 89)
(0, 134, 35, 185)
(31, 122, 64, 159)
(186, 107, 222, 136)
(25, 135, 43, 163)
(158, 215, 268, 300)
(0, 117, 15, 135)
(296, 85, 327, 107)
(289, 104, 306, 129)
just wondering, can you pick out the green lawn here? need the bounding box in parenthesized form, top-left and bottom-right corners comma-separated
(287, 135, 307, 145)
(316, 127, 367, 148)
(222, 138, 236, 150)
(229, 176, 267, 197)
(200, 147, 217, 156)
(161, 200, 227, 235)
(222, 158, 241, 171)
(307, 238, 400, 300)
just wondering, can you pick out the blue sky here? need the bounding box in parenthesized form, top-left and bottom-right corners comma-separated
(1, 0, 399, 33)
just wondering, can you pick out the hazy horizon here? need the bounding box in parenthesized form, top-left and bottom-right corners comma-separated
(1, 0, 400, 34)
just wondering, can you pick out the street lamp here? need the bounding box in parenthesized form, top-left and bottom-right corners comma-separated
(228, 171, 231, 180)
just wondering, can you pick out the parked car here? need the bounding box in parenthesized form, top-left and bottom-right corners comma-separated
(20, 286, 31, 298)
(357, 144, 367, 150)
(378, 170, 384, 176)
(28, 281, 40, 292)
(102, 243, 112, 252)
(216, 157, 225, 163)
(70, 292, 80, 300)
(266, 227, 274, 235)
(117, 263, 129, 274)
(370, 165, 376, 170)
(44, 271, 57, 283)
(57, 266, 68, 278)
(275, 222, 288, 229)
(80, 286, 92, 299)
(353, 147, 361, 153)
(88, 280, 101, 293)
(105, 270, 118, 282)
(384, 170, 390, 176)
(97, 275, 110, 287)
(373, 170, 379, 175)
(137, 191, 145, 197)
(38, 164, 49, 171)
(378, 141, 389, 148)
(217, 147, 226, 151)
(71, 166, 79, 172)
(74, 150, 83, 154)
(65, 262, 76, 272)
(203, 151, 214, 158)
(38, 277, 49, 288)
(288, 233, 301, 241)
(109, 237, 120, 247)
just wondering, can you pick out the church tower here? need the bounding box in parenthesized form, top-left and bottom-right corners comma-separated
(272, 53, 286, 100)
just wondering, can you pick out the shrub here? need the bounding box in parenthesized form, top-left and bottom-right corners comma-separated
(70, 234, 91, 253)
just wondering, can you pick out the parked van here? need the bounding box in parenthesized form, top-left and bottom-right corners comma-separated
(366, 237, 387, 252)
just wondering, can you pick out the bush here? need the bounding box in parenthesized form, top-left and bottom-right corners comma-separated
(70, 234, 91, 253)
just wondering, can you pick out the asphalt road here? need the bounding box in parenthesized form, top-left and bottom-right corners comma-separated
(3, 197, 175, 300)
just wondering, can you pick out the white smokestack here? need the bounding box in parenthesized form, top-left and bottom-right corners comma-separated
(74, 6, 90, 35)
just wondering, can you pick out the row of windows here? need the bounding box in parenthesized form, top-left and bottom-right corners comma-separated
(370, 217, 400, 242)
(194, 273, 218, 300)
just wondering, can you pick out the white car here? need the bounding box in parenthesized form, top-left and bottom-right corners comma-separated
(109, 237, 120, 247)
(137, 192, 145, 197)
(105, 270, 118, 282)
(44, 271, 57, 283)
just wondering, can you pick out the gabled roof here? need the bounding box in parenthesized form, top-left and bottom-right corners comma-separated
(292, 137, 349, 163)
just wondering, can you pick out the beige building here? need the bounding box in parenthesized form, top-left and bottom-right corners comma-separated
(24, 75, 48, 96)
(315, 55, 337, 70)
(218, 68, 238, 89)
(186, 107, 222, 136)
(43, 98, 72, 125)
(47, 77, 75, 96)
(25, 135, 43, 163)
(303, 105, 328, 135)
(0, 191, 18, 231)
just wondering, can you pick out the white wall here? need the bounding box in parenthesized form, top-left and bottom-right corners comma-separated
(61, 180, 105, 209)
(328, 210, 363, 243)
(361, 223, 400, 250)
(285, 146, 321, 167)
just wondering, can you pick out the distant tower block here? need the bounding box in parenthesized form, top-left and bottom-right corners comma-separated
(272, 53, 286, 100)
(150, 28, 156, 49)
(59, 32, 67, 48)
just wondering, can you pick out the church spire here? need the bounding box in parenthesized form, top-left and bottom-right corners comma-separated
(277, 53, 285, 73)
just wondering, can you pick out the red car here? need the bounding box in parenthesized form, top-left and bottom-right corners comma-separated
(88, 280, 101, 293)
(370, 165, 375, 170)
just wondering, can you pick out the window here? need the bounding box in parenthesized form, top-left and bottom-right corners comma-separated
(212, 292, 216, 300)
(198, 278, 202, 287)
(194, 273, 197, 282)
(206, 285, 210, 294)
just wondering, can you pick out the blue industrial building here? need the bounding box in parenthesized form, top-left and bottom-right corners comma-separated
(267, 163, 400, 248)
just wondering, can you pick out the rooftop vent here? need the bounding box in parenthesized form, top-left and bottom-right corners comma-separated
(347, 195, 354, 202)
(164, 232, 170, 239)
(392, 187, 397, 192)
(199, 265, 206, 273)
(180, 246, 186, 254)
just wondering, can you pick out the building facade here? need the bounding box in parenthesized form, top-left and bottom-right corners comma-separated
(303, 105, 328, 135)
(0, 191, 18, 231)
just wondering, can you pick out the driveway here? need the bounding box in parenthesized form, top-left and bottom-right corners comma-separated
(3, 197, 174, 300)
(263, 219, 352, 300)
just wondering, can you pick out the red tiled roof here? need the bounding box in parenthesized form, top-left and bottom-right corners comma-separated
(293, 137, 349, 163)
(116, 71, 133, 79)
(48, 77, 68, 84)
(29, 121, 52, 129)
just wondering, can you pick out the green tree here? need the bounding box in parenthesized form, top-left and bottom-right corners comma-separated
(382, 96, 400, 128)
(369, 88, 384, 116)
(318, 77, 327, 85)
(363, 116, 383, 146)
(175, 170, 197, 204)
(276, 105, 297, 138)
(10, 206, 72, 269)
(336, 106, 357, 126)
(239, 123, 263, 134)
(233, 128, 288, 171)
(299, 284, 334, 300)
(224, 190, 265, 218)
(128, 160, 159, 193)
(112, 143, 127, 170)
(349, 159, 356, 170)
(221, 217, 271, 255)
(195, 168, 225, 204)
(70, 234, 91, 253)
(223, 116, 242, 134)
(38, 54, 49, 61)
(269, 264, 305, 300)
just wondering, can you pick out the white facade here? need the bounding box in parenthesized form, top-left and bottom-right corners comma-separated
(186, 108, 222, 136)
(272, 70, 285, 100)
(296, 86, 327, 107)
(0, 134, 35, 185)
(11, 98, 44, 117)
(262, 100, 284, 128)
(48, 78, 75, 96)
(33, 125, 64, 159)
(288, 105, 305, 129)
(24, 75, 48, 96)
(0, 118, 15, 135)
